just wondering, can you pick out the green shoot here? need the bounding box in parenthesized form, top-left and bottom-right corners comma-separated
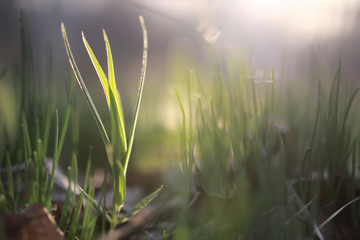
(61, 15, 161, 228)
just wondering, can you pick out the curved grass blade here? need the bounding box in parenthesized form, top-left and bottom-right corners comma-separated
(118, 185, 163, 225)
(82, 33, 110, 106)
(124, 16, 148, 173)
(61, 23, 110, 147)
(103, 30, 127, 156)
(318, 197, 360, 229)
(82, 29, 127, 164)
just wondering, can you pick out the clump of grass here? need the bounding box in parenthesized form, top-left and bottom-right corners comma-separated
(173, 55, 360, 239)
(0, 13, 93, 240)
(0, 13, 73, 212)
(61, 16, 162, 229)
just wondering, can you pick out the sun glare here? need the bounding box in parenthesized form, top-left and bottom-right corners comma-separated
(230, 0, 358, 39)
(141, 0, 358, 40)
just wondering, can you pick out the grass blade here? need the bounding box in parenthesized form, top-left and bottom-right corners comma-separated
(77, 184, 112, 223)
(118, 185, 163, 224)
(103, 30, 127, 161)
(124, 16, 148, 173)
(82, 32, 110, 105)
(61, 23, 110, 147)
(318, 197, 360, 229)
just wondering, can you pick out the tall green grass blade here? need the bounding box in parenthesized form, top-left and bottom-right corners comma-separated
(84, 30, 129, 162)
(47, 81, 73, 207)
(61, 23, 110, 147)
(103, 30, 127, 154)
(118, 185, 163, 224)
(21, 112, 32, 157)
(83, 31, 128, 161)
(124, 16, 148, 173)
(46, 110, 59, 209)
(42, 104, 53, 157)
(109, 87, 126, 166)
(57, 80, 74, 160)
(82, 32, 110, 106)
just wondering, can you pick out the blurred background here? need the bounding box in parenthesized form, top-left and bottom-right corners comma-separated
(1, 0, 360, 170)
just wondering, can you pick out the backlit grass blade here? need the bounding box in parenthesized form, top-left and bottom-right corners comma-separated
(118, 185, 163, 224)
(108, 77, 126, 165)
(82, 33, 110, 105)
(83, 30, 127, 163)
(61, 23, 110, 147)
(103, 30, 127, 157)
(124, 16, 148, 173)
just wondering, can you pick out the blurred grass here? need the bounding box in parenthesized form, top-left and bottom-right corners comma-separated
(171, 40, 360, 238)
